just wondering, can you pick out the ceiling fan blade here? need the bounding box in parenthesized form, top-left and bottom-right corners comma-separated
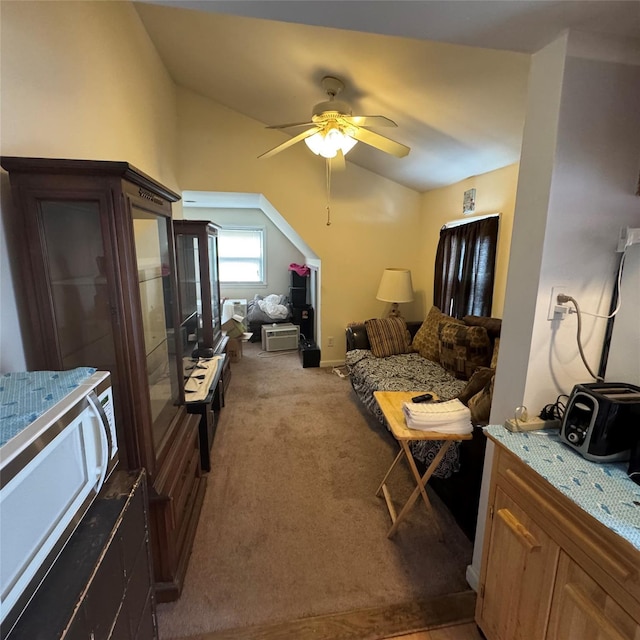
(266, 121, 315, 130)
(344, 115, 398, 128)
(350, 127, 410, 158)
(258, 127, 321, 159)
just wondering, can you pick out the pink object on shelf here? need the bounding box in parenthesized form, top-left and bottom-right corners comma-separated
(289, 263, 310, 276)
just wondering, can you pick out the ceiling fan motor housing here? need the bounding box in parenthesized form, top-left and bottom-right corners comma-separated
(312, 99, 352, 118)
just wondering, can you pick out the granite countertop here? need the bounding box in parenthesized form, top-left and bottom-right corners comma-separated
(485, 424, 640, 553)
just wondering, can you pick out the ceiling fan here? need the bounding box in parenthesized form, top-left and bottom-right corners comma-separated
(258, 76, 410, 164)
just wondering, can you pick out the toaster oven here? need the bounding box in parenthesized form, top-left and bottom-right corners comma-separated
(559, 382, 640, 462)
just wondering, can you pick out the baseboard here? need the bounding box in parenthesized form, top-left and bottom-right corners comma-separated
(320, 359, 346, 368)
(181, 590, 476, 640)
(465, 563, 480, 592)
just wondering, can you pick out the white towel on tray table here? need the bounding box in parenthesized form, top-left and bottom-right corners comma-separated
(402, 398, 473, 434)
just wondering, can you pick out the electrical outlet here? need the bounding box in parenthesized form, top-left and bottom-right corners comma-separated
(617, 227, 640, 252)
(327, 336, 334, 347)
(547, 285, 568, 320)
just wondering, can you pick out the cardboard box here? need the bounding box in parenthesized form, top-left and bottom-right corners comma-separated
(227, 337, 242, 362)
(222, 316, 246, 339)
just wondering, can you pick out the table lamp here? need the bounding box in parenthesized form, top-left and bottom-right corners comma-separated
(376, 268, 414, 318)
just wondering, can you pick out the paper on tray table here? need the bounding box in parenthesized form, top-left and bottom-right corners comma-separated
(402, 399, 472, 434)
(184, 356, 220, 402)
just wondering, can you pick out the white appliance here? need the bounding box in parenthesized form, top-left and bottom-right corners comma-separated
(221, 299, 247, 324)
(261, 323, 300, 352)
(0, 369, 117, 636)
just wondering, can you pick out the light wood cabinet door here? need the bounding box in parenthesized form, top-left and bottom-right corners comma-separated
(479, 487, 560, 640)
(547, 552, 640, 640)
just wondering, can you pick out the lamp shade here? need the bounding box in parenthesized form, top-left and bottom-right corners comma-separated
(376, 268, 414, 303)
(304, 128, 357, 159)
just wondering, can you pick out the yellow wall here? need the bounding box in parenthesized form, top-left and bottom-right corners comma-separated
(0, 0, 179, 192)
(175, 88, 424, 364)
(418, 163, 519, 318)
(0, 0, 180, 370)
(0, 1, 519, 369)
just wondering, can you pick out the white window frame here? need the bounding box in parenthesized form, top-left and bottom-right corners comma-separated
(218, 226, 266, 285)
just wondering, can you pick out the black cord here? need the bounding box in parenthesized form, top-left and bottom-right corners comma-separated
(539, 394, 569, 421)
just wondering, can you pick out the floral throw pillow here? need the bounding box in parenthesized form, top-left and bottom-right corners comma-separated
(468, 373, 495, 424)
(456, 366, 495, 405)
(365, 317, 412, 358)
(411, 306, 464, 363)
(438, 322, 492, 380)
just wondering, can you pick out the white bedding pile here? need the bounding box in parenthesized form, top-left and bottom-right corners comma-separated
(257, 294, 290, 320)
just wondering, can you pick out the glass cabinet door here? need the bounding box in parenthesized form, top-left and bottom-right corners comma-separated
(132, 207, 180, 450)
(208, 233, 221, 338)
(175, 233, 200, 324)
(174, 221, 223, 353)
(39, 201, 117, 372)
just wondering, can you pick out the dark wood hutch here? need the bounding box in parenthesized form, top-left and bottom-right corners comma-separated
(1, 156, 205, 602)
(174, 220, 230, 472)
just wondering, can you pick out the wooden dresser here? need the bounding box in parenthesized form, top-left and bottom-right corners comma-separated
(476, 427, 640, 640)
(7, 470, 156, 639)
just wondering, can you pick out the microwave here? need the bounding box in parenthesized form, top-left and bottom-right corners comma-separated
(0, 368, 117, 636)
(559, 382, 640, 462)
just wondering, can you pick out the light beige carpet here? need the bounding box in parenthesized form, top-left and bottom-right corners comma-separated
(157, 342, 473, 639)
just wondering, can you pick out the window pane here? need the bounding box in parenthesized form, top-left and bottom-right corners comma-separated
(219, 259, 262, 282)
(218, 228, 264, 283)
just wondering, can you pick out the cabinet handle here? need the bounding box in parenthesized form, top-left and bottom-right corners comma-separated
(562, 583, 628, 640)
(497, 508, 540, 552)
(504, 468, 635, 582)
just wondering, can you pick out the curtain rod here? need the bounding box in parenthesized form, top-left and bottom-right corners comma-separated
(442, 212, 500, 230)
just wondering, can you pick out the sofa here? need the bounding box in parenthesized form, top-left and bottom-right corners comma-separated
(344, 306, 501, 539)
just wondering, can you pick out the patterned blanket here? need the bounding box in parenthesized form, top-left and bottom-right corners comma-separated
(345, 349, 467, 477)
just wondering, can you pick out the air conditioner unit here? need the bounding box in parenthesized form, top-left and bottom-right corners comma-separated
(261, 323, 300, 352)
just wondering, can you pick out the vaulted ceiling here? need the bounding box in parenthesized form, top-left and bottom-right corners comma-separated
(134, 1, 639, 192)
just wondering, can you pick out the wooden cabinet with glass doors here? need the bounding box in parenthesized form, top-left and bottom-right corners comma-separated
(174, 220, 230, 472)
(174, 220, 230, 394)
(1, 157, 206, 602)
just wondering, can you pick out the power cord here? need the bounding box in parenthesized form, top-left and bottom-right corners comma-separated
(557, 294, 604, 382)
(257, 349, 297, 358)
(332, 366, 349, 379)
(578, 248, 627, 320)
(539, 394, 569, 421)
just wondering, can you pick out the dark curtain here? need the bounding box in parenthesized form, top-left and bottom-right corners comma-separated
(434, 216, 499, 319)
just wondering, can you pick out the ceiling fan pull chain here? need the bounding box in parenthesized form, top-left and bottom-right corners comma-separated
(326, 159, 332, 226)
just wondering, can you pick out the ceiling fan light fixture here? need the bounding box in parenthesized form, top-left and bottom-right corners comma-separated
(304, 127, 357, 159)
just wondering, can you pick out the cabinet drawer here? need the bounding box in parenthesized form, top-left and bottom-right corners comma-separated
(155, 418, 200, 523)
(134, 591, 157, 640)
(110, 607, 132, 640)
(117, 535, 154, 639)
(495, 447, 640, 612)
(479, 487, 559, 640)
(119, 478, 147, 579)
(83, 535, 125, 640)
(547, 553, 640, 640)
(174, 446, 201, 526)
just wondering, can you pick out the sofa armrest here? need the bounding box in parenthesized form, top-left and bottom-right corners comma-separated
(346, 324, 369, 351)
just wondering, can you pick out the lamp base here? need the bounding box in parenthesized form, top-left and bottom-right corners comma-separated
(387, 303, 402, 318)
